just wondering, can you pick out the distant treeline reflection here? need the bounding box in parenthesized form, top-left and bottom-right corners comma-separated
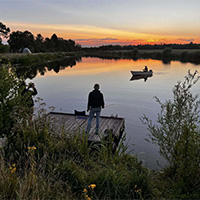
(13, 56, 81, 79)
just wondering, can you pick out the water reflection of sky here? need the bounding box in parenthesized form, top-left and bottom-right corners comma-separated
(32, 58, 200, 169)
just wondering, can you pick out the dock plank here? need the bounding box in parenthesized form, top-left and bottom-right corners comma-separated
(48, 112, 125, 147)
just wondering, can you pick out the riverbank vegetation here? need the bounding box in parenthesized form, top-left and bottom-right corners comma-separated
(0, 52, 81, 66)
(1, 64, 200, 199)
(1, 48, 200, 73)
(142, 70, 200, 198)
(83, 48, 200, 64)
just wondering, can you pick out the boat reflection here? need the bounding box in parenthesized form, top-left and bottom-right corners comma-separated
(130, 74, 153, 82)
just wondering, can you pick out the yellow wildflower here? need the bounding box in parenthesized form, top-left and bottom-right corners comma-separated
(89, 184, 96, 189)
(136, 189, 142, 193)
(85, 195, 91, 200)
(83, 188, 87, 193)
(9, 166, 12, 170)
(134, 184, 137, 188)
(12, 163, 16, 167)
(28, 146, 36, 150)
(11, 168, 16, 174)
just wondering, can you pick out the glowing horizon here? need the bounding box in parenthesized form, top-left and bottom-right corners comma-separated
(3, 21, 200, 47)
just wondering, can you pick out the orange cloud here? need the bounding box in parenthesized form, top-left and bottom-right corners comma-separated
(5, 21, 200, 47)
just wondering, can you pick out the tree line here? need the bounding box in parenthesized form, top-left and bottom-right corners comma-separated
(84, 42, 200, 51)
(0, 22, 81, 53)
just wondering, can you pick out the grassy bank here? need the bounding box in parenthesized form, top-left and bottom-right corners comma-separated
(0, 52, 82, 66)
(1, 49, 200, 67)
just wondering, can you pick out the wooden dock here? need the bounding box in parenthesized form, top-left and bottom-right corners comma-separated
(48, 112, 125, 149)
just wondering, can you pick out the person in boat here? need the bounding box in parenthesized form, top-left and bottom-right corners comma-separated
(143, 66, 148, 72)
(86, 83, 105, 135)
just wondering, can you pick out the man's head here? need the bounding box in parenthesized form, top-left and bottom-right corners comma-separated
(94, 83, 100, 90)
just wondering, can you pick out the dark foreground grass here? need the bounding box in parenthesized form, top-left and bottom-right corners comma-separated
(1, 98, 199, 200)
(0, 106, 153, 200)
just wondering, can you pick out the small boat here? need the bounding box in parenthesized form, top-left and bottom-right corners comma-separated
(131, 70, 153, 76)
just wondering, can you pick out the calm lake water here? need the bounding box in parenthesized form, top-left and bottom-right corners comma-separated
(30, 57, 200, 169)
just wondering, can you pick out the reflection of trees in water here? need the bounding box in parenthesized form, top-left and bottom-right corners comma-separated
(85, 50, 200, 65)
(162, 58, 171, 65)
(13, 57, 81, 79)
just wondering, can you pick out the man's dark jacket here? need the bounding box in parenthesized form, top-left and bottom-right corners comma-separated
(87, 89, 104, 110)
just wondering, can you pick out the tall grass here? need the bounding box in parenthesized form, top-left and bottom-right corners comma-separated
(0, 100, 153, 199)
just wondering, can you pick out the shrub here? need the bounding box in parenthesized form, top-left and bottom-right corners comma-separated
(0, 44, 9, 53)
(162, 47, 172, 58)
(142, 70, 200, 197)
(0, 65, 25, 137)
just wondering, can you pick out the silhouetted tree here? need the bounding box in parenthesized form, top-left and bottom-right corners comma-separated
(75, 43, 82, 51)
(51, 33, 58, 51)
(0, 22, 10, 40)
(35, 34, 46, 52)
(8, 30, 35, 52)
(51, 34, 58, 43)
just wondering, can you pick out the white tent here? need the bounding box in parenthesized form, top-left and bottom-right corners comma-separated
(22, 48, 32, 54)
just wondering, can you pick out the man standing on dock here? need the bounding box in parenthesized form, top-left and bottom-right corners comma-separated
(86, 83, 105, 134)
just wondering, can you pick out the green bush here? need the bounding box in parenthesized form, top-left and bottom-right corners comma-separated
(0, 65, 25, 137)
(0, 44, 9, 53)
(142, 70, 200, 198)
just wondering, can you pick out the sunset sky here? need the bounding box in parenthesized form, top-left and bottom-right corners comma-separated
(1, 0, 200, 47)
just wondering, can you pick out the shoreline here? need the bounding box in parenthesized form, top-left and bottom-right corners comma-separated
(1, 49, 200, 65)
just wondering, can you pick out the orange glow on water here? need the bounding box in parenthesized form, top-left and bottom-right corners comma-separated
(39, 58, 165, 78)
